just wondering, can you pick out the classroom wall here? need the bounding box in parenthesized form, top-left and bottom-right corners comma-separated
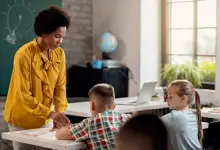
(92, 0, 161, 96)
(62, 0, 93, 68)
(214, 0, 220, 106)
(93, 0, 141, 96)
(140, 0, 161, 88)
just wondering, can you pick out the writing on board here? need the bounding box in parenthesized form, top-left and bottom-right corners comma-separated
(2, 0, 35, 45)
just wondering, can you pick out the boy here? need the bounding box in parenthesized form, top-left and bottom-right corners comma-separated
(56, 83, 131, 150)
(116, 114, 169, 150)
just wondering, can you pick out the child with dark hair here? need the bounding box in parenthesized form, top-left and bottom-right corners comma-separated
(116, 113, 169, 150)
(56, 84, 131, 150)
(162, 80, 202, 150)
(5, 5, 70, 150)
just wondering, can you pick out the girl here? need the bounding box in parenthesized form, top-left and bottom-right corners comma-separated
(162, 80, 202, 150)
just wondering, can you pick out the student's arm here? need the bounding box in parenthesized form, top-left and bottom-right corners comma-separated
(162, 111, 186, 132)
(53, 48, 68, 113)
(15, 53, 51, 119)
(56, 119, 89, 141)
(55, 126, 72, 140)
(161, 113, 173, 127)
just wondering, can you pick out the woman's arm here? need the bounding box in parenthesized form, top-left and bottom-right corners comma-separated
(15, 53, 51, 119)
(53, 49, 68, 113)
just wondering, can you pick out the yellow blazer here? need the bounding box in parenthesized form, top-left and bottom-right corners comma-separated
(4, 39, 68, 129)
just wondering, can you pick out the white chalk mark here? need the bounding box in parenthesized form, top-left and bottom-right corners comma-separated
(6, 31, 16, 45)
(13, 15, 22, 33)
(4, 0, 35, 45)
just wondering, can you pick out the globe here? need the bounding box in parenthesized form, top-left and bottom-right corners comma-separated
(98, 32, 118, 53)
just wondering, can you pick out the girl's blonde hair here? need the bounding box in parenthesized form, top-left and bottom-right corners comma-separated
(169, 80, 203, 144)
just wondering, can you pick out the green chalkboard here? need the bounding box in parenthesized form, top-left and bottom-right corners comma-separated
(0, 0, 62, 95)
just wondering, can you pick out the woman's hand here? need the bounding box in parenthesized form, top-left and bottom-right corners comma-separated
(49, 112, 71, 131)
(49, 112, 64, 120)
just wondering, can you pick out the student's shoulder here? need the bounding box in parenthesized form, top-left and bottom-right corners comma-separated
(162, 110, 185, 122)
(72, 117, 91, 129)
(86, 115, 104, 124)
(115, 111, 131, 122)
(172, 109, 196, 120)
(162, 110, 194, 126)
(163, 110, 187, 119)
(161, 112, 174, 123)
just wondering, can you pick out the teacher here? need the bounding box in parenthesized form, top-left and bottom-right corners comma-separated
(4, 6, 70, 150)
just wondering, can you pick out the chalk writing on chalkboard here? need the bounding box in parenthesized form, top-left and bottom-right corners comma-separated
(2, 0, 35, 45)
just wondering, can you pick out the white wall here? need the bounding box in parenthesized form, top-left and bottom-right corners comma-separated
(214, 0, 220, 106)
(140, 0, 161, 88)
(92, 0, 161, 96)
(93, 0, 141, 96)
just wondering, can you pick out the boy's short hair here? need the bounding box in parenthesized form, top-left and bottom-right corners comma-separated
(116, 114, 169, 150)
(88, 83, 115, 109)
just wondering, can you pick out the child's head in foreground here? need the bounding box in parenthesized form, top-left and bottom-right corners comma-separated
(88, 83, 115, 116)
(167, 79, 203, 143)
(116, 113, 169, 150)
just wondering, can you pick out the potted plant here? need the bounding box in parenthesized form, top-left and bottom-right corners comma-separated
(160, 62, 215, 107)
(161, 62, 203, 88)
(198, 61, 216, 90)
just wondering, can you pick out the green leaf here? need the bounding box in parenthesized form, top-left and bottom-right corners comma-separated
(161, 62, 203, 88)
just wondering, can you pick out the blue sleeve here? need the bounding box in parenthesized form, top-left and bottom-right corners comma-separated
(162, 111, 188, 132)
(161, 112, 173, 127)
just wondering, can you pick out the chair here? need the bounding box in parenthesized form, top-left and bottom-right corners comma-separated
(203, 121, 220, 150)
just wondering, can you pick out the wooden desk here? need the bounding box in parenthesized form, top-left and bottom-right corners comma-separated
(2, 128, 85, 150)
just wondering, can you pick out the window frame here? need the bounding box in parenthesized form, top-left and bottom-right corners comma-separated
(161, 0, 217, 65)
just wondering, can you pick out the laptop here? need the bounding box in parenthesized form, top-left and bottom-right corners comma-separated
(115, 81, 158, 106)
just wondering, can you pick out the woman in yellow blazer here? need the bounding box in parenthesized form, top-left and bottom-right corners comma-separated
(4, 6, 70, 150)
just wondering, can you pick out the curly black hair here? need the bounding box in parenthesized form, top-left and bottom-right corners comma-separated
(34, 5, 70, 36)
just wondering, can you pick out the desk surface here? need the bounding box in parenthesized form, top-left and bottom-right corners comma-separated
(66, 97, 168, 117)
(201, 109, 220, 120)
(66, 97, 220, 120)
(2, 128, 85, 150)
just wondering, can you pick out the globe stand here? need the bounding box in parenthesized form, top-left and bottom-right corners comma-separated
(102, 52, 112, 60)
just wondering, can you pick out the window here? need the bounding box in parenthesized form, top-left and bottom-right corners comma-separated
(162, 0, 217, 64)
